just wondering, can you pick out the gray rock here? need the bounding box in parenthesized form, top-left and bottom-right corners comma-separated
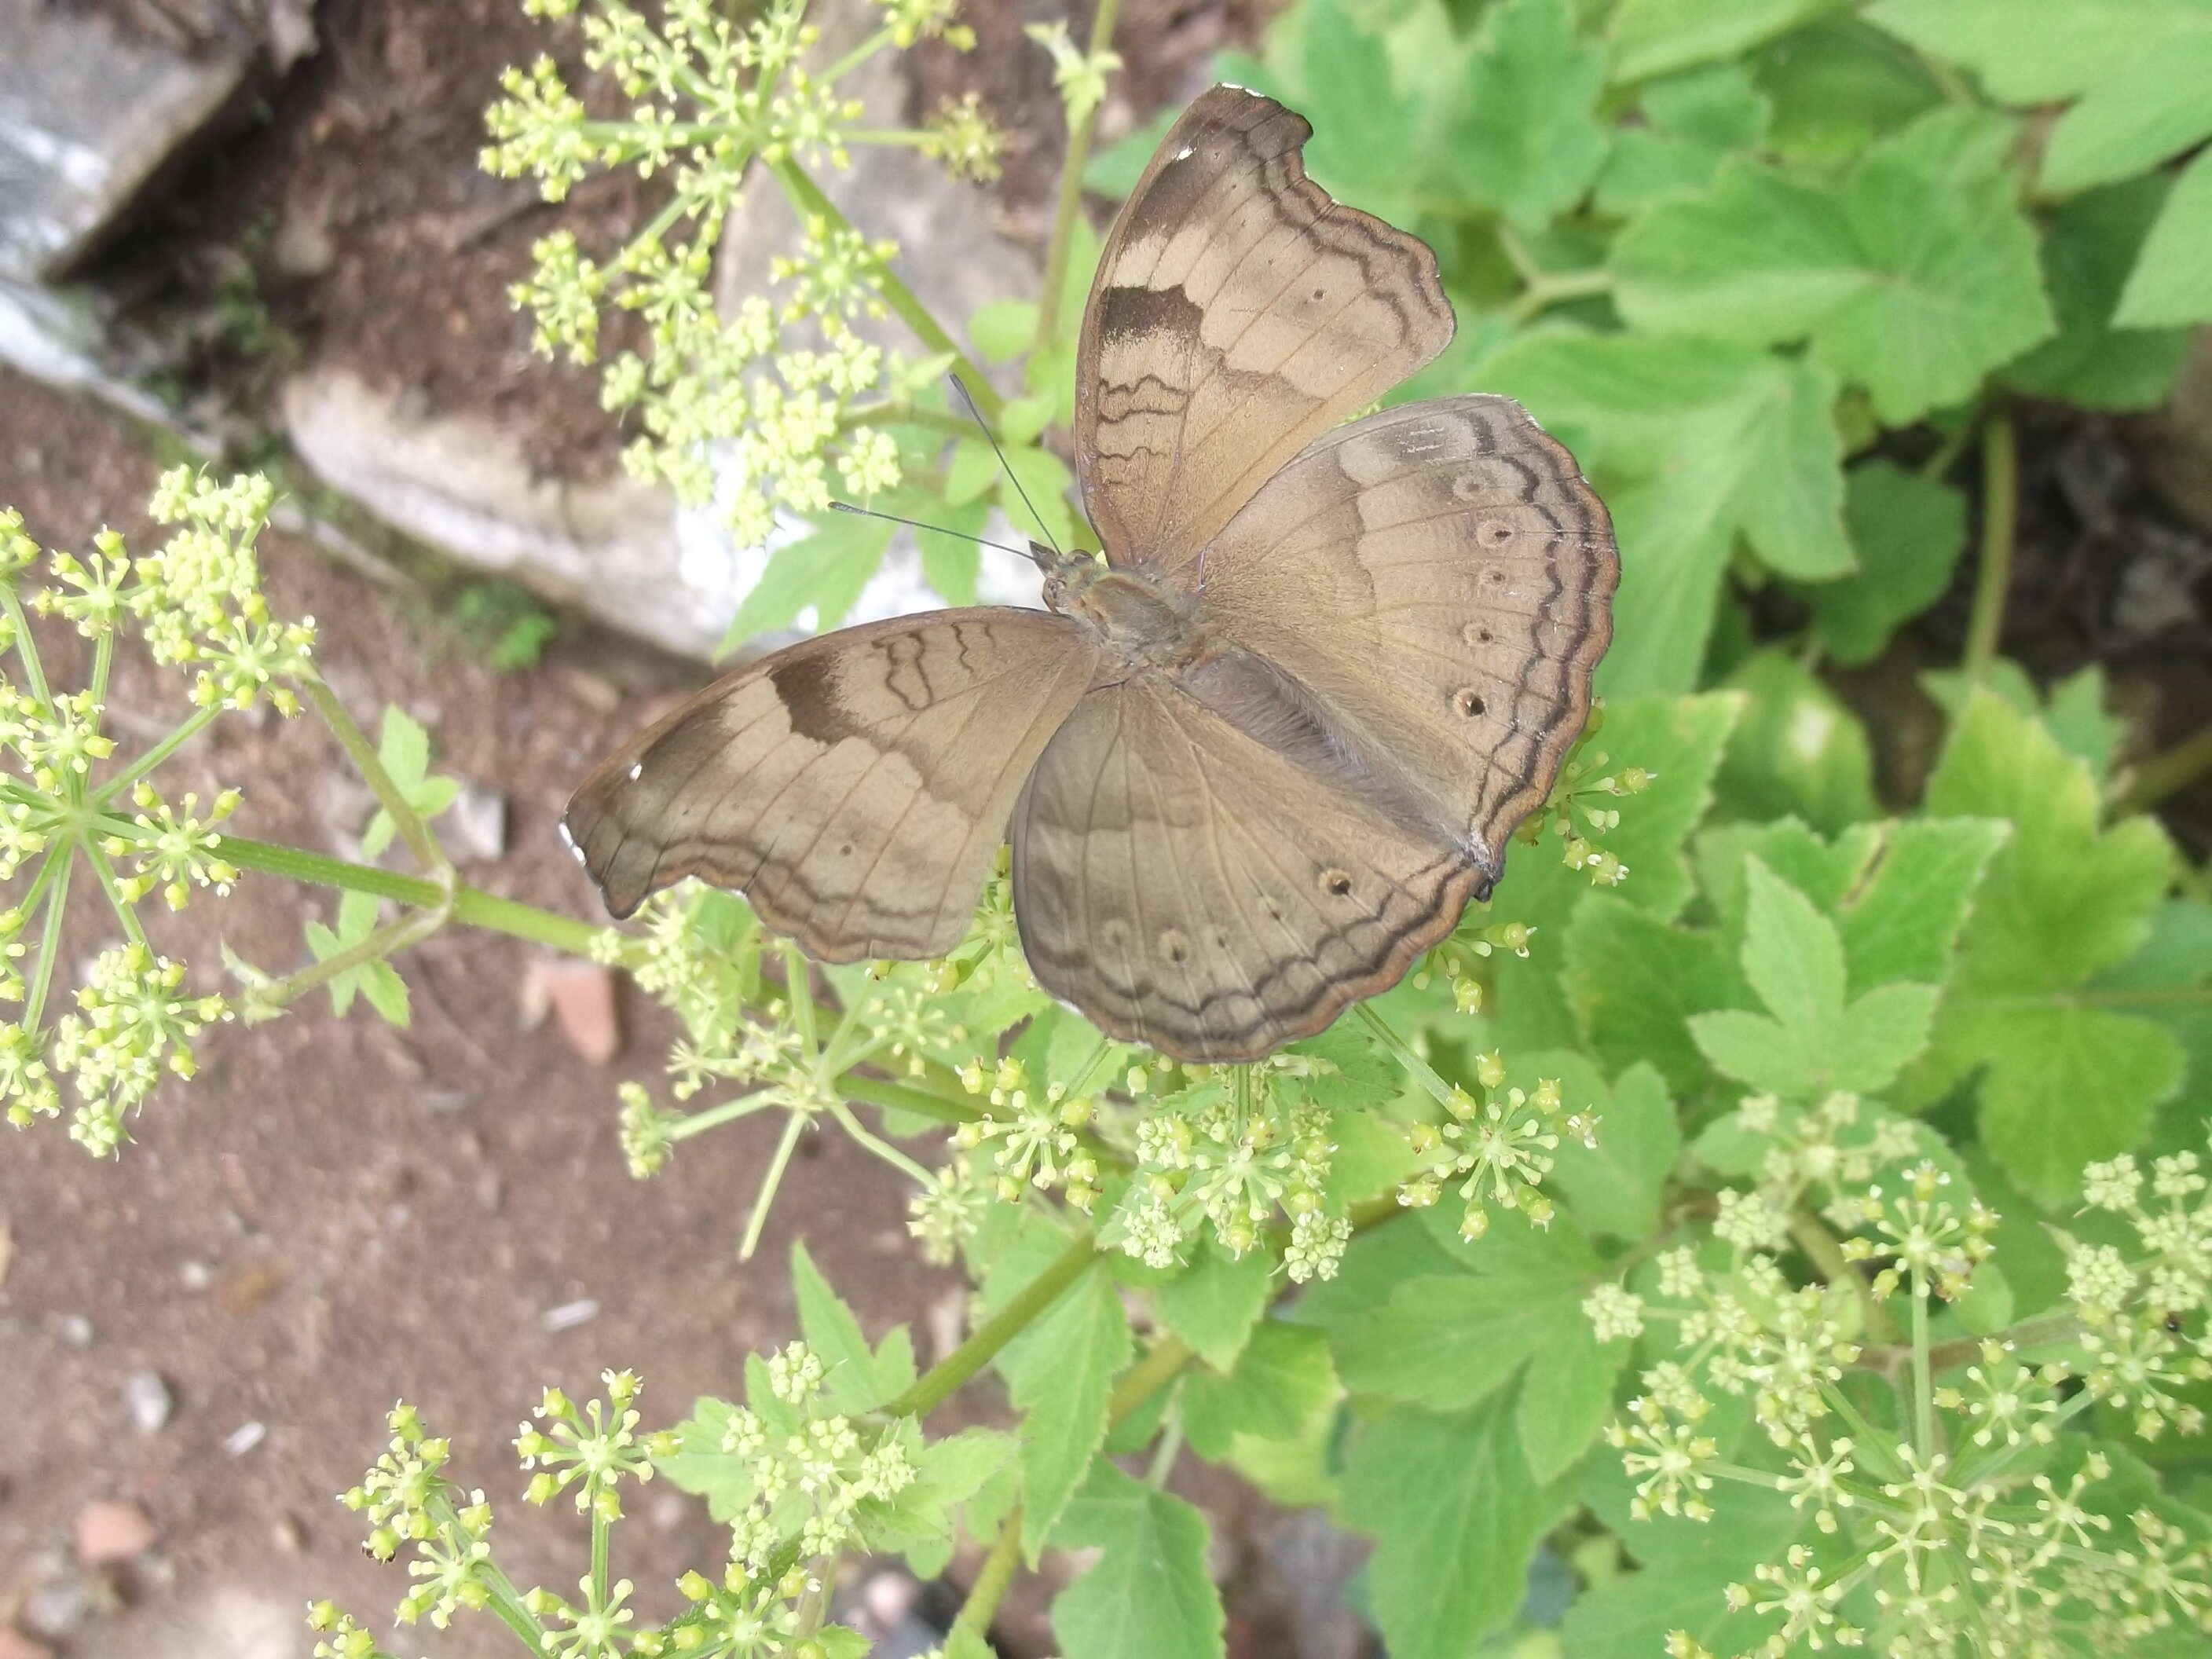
(123, 1366, 174, 1432)
(0, 2, 258, 283)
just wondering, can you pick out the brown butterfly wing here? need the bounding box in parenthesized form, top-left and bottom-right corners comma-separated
(1192, 394, 1618, 880)
(1010, 673, 1483, 1063)
(1075, 84, 1456, 577)
(565, 610, 1101, 958)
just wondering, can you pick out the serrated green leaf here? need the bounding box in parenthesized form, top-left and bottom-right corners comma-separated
(943, 438, 998, 507)
(1612, 115, 2054, 423)
(1834, 819, 2011, 994)
(791, 1242, 888, 1413)
(1596, 62, 1772, 214)
(1739, 856, 1847, 1036)
(1908, 694, 2181, 1199)
(1154, 1240, 1274, 1373)
(1608, 0, 1833, 83)
(657, 1398, 751, 1520)
(358, 960, 412, 1027)
(1869, 0, 2212, 192)
(718, 513, 892, 654)
(996, 445, 1076, 558)
(1567, 896, 1743, 1091)
(1482, 333, 1847, 693)
(1921, 661, 2123, 786)
(379, 706, 430, 790)
(993, 1253, 1130, 1557)
(968, 299, 1038, 362)
(1342, 1393, 1556, 1659)
(1537, 1055, 1680, 1242)
(1448, 0, 1610, 229)
(1802, 460, 1968, 666)
(2118, 146, 2212, 328)
(1183, 1320, 1337, 1460)
(1049, 1463, 1225, 1659)
(2009, 174, 2193, 406)
(917, 497, 987, 606)
(1713, 650, 1876, 833)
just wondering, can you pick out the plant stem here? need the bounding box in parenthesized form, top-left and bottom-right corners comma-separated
(249, 904, 449, 1017)
(1508, 268, 1615, 324)
(818, 23, 894, 86)
(2112, 721, 2212, 815)
(1961, 406, 2016, 689)
(1108, 1333, 1195, 1428)
(882, 1233, 1097, 1419)
(302, 679, 452, 877)
(1033, 0, 1122, 352)
(948, 1499, 1024, 1646)
(1354, 1002, 1461, 1111)
(2, 588, 52, 706)
(827, 1097, 937, 1185)
(23, 844, 75, 1029)
(741, 1107, 812, 1261)
(212, 834, 606, 954)
(1910, 1265, 1935, 1456)
(95, 705, 222, 804)
(767, 158, 1002, 417)
(838, 1072, 984, 1127)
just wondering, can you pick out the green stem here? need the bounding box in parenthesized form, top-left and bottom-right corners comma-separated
(767, 158, 1002, 417)
(85, 631, 115, 757)
(1106, 1333, 1195, 1426)
(668, 1092, 783, 1140)
(1791, 1207, 1900, 1346)
(740, 1108, 812, 1262)
(1508, 268, 1614, 324)
(213, 834, 606, 953)
(1917, 412, 1979, 482)
(2, 588, 52, 706)
(838, 1071, 985, 1127)
(837, 401, 977, 439)
(818, 24, 895, 86)
(883, 1233, 1097, 1419)
(1961, 406, 2016, 689)
(94, 705, 222, 805)
(302, 679, 452, 878)
(82, 840, 148, 947)
(1910, 1265, 1934, 1456)
(1354, 1002, 1461, 1111)
(827, 1097, 936, 1185)
(2113, 721, 2212, 816)
(1033, 0, 1123, 352)
(22, 844, 75, 1029)
(948, 1498, 1024, 1646)
(427, 1492, 554, 1659)
(1144, 1402, 1185, 1487)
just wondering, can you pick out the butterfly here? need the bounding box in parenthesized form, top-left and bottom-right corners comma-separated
(562, 83, 1618, 1064)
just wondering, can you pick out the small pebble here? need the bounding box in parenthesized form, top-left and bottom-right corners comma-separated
(541, 1298, 599, 1332)
(20, 1577, 90, 1639)
(223, 1421, 268, 1457)
(56, 1314, 93, 1348)
(178, 1259, 214, 1291)
(441, 782, 507, 861)
(75, 1500, 157, 1566)
(123, 1369, 173, 1433)
(523, 959, 622, 1064)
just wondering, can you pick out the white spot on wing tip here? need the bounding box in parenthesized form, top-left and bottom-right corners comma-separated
(1173, 144, 1195, 161)
(557, 821, 576, 848)
(628, 762, 643, 781)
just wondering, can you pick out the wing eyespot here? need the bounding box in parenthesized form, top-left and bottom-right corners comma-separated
(1161, 928, 1192, 964)
(1320, 869, 1353, 898)
(1477, 518, 1514, 547)
(1452, 688, 1487, 718)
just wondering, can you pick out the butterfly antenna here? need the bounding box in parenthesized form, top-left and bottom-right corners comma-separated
(948, 373, 1063, 555)
(826, 500, 1043, 565)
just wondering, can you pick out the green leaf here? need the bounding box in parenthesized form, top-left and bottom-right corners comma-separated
(1595, 62, 1773, 214)
(997, 445, 1077, 558)
(1536, 1055, 1680, 1243)
(968, 299, 1038, 362)
(1341, 1393, 1558, 1659)
(379, 706, 430, 790)
(1712, 650, 1876, 833)
(1870, 0, 2212, 191)
(357, 959, 412, 1027)
(2118, 147, 2212, 328)
(917, 497, 987, 606)
(993, 1254, 1131, 1557)
(791, 1243, 890, 1413)
(1049, 1463, 1225, 1659)
(1566, 895, 1744, 1092)
(1085, 107, 1178, 200)
(1609, 0, 1835, 83)
(1481, 334, 1847, 694)
(869, 1426, 1018, 1569)
(1154, 1239, 1275, 1373)
(1835, 819, 2011, 994)
(657, 1398, 751, 1519)
(1754, 20, 1942, 167)
(1448, 0, 1610, 229)
(2009, 174, 2194, 406)
(1690, 857, 1938, 1096)
(1803, 460, 1968, 665)
(2093, 898, 2212, 1104)
(1183, 1320, 1338, 1460)
(718, 512, 892, 653)
(1907, 694, 2181, 1199)
(1611, 116, 2055, 423)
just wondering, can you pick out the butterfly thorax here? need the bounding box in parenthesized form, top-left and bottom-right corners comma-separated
(1045, 554, 1204, 669)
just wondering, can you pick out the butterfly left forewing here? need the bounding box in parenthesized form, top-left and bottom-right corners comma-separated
(1075, 84, 1456, 577)
(565, 609, 1101, 958)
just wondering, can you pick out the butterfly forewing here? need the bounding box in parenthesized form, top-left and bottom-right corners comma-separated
(1075, 85, 1456, 577)
(564, 610, 1101, 958)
